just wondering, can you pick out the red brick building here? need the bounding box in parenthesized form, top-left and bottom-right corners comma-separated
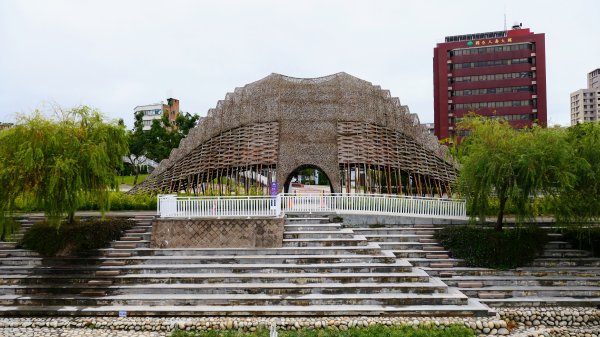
(433, 26, 547, 140)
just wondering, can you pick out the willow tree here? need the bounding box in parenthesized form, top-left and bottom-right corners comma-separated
(553, 121, 600, 223)
(456, 116, 573, 230)
(0, 106, 128, 225)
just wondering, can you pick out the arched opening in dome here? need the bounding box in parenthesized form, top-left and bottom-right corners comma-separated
(283, 165, 334, 194)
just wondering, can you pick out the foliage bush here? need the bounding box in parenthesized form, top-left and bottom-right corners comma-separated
(561, 226, 600, 257)
(14, 192, 157, 212)
(21, 217, 135, 256)
(435, 225, 548, 269)
(170, 324, 474, 337)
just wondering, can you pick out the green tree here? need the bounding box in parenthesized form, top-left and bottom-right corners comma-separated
(553, 121, 600, 223)
(0, 106, 127, 225)
(456, 116, 573, 230)
(126, 111, 150, 186)
(145, 111, 199, 163)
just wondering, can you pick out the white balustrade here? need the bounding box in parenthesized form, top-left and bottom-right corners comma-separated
(157, 193, 466, 220)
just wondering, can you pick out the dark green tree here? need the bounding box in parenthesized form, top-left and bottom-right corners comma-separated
(126, 111, 150, 186)
(145, 111, 199, 163)
(0, 106, 128, 225)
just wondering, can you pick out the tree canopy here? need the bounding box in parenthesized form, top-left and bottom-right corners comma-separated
(0, 106, 127, 224)
(455, 116, 574, 230)
(144, 111, 199, 163)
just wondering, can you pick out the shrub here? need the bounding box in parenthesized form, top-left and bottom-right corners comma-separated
(21, 217, 135, 256)
(435, 225, 548, 269)
(14, 192, 157, 212)
(170, 324, 474, 337)
(561, 226, 600, 257)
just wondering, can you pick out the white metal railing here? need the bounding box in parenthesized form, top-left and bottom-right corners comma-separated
(157, 193, 466, 219)
(157, 195, 281, 218)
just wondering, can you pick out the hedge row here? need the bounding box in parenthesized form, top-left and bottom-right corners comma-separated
(14, 192, 157, 212)
(21, 218, 136, 256)
(434, 225, 548, 269)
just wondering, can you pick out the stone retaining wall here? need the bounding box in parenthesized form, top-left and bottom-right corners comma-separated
(151, 218, 284, 248)
(0, 307, 597, 337)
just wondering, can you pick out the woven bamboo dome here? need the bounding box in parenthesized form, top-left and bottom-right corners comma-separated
(131, 72, 456, 196)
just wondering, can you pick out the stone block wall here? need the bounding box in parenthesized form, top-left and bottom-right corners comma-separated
(151, 218, 284, 248)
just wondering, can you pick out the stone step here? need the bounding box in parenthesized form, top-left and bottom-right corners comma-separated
(283, 230, 355, 239)
(87, 280, 113, 286)
(374, 242, 442, 250)
(423, 246, 445, 252)
(0, 259, 411, 276)
(457, 282, 484, 288)
(124, 229, 151, 234)
(424, 266, 600, 278)
(544, 241, 573, 249)
(99, 244, 385, 257)
(284, 224, 342, 231)
(102, 252, 397, 263)
(0, 258, 42, 267)
(462, 286, 600, 298)
(95, 270, 120, 277)
(352, 228, 441, 235)
(427, 262, 459, 268)
(79, 290, 107, 297)
(1, 270, 431, 286)
(0, 242, 17, 249)
(541, 249, 591, 258)
(285, 218, 330, 224)
(419, 239, 437, 244)
(0, 253, 9, 258)
(529, 258, 600, 267)
(105, 252, 132, 258)
(409, 258, 464, 268)
(478, 292, 506, 299)
(119, 236, 143, 242)
(101, 261, 126, 267)
(0, 280, 449, 296)
(443, 276, 600, 287)
(363, 234, 434, 242)
(426, 254, 450, 259)
(391, 250, 449, 259)
(0, 299, 493, 317)
(282, 237, 368, 247)
(479, 296, 600, 308)
(0, 290, 470, 306)
(111, 242, 142, 249)
(414, 224, 435, 229)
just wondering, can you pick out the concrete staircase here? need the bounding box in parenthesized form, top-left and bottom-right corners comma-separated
(353, 224, 600, 307)
(0, 214, 491, 316)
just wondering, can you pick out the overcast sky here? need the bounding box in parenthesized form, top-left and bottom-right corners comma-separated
(1, 0, 598, 128)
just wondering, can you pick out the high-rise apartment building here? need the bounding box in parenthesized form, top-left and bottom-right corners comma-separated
(134, 97, 180, 131)
(433, 25, 547, 140)
(570, 68, 600, 125)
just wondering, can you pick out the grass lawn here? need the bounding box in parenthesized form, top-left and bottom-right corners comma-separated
(119, 174, 148, 185)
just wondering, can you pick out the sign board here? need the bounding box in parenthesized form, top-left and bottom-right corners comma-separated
(270, 182, 278, 196)
(118, 310, 127, 318)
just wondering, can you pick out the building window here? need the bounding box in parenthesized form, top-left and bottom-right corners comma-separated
(454, 58, 530, 69)
(453, 71, 534, 83)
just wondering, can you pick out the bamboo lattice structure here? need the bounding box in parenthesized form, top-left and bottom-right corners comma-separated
(131, 73, 456, 196)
